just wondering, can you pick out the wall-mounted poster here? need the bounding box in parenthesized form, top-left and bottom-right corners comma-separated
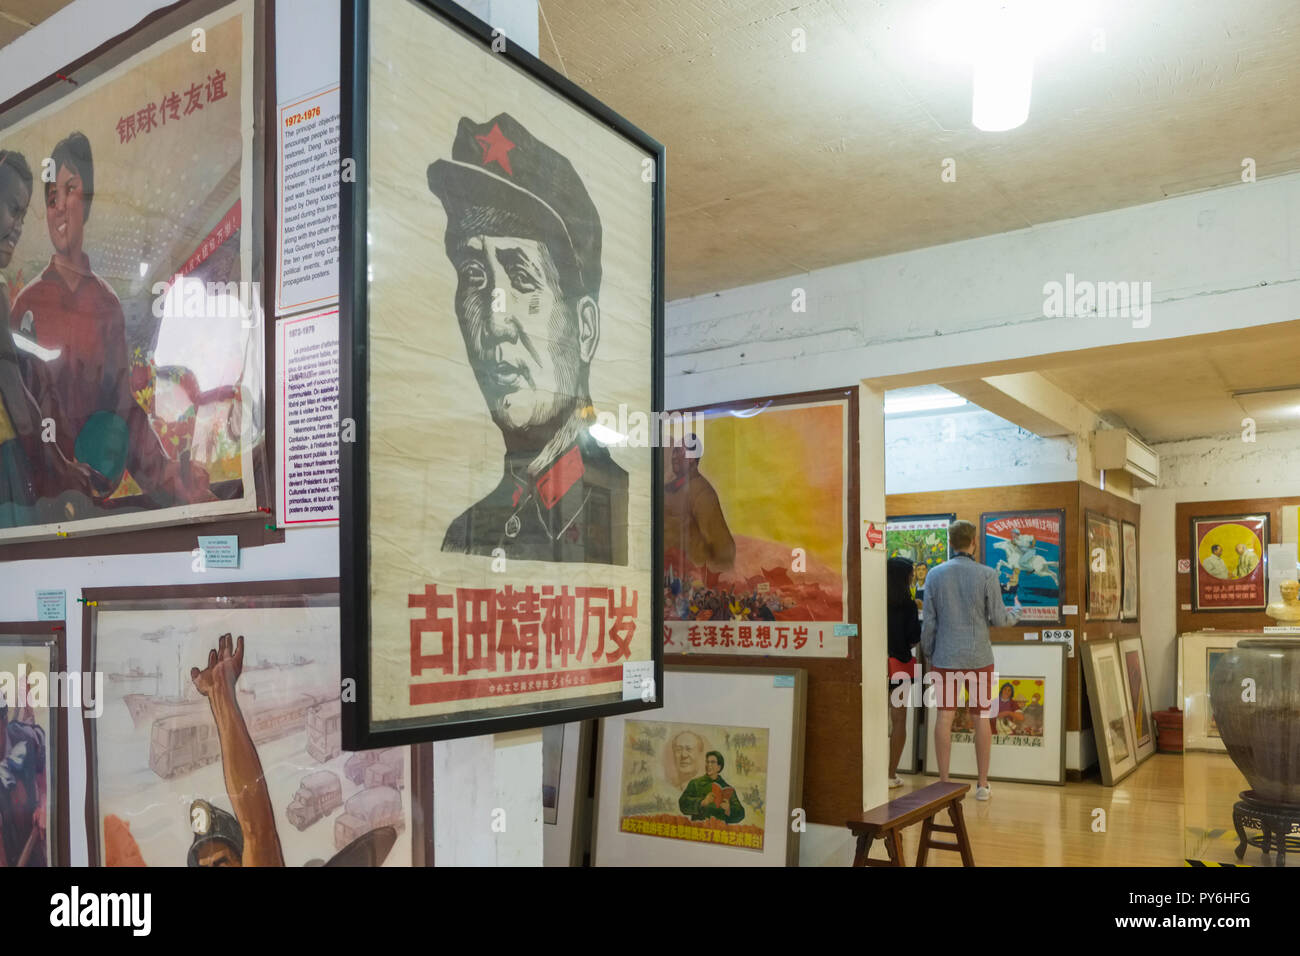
(0, 622, 69, 866)
(0, 0, 267, 542)
(1085, 511, 1121, 621)
(886, 513, 953, 616)
(83, 579, 430, 866)
(663, 390, 857, 658)
(1118, 636, 1155, 763)
(923, 643, 1066, 785)
(1191, 514, 1269, 611)
(618, 719, 769, 851)
(980, 510, 1065, 624)
(1121, 520, 1139, 621)
(593, 666, 806, 866)
(1081, 639, 1138, 786)
(339, 0, 664, 744)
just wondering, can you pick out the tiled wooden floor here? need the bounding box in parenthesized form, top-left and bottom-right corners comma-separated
(868, 752, 1256, 866)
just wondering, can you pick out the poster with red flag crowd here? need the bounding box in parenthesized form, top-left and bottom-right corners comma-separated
(662, 393, 853, 658)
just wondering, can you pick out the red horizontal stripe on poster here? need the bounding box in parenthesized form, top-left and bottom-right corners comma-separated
(158, 200, 242, 293)
(409, 664, 625, 704)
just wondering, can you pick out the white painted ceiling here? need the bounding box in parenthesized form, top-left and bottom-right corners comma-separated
(539, 0, 1300, 300)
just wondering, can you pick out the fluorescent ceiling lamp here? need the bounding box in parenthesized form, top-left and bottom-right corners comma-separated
(884, 393, 968, 415)
(924, 0, 1086, 132)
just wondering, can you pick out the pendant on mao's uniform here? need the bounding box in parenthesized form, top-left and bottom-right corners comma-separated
(505, 514, 521, 538)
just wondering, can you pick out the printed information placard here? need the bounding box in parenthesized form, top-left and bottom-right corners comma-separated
(276, 84, 340, 315)
(275, 309, 340, 526)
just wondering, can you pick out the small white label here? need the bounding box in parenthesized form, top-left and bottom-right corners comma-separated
(1180, 603, 1192, 611)
(1178, 559, 1191, 574)
(1062, 605, 1078, 616)
(1023, 631, 1039, 640)
(622, 660, 655, 702)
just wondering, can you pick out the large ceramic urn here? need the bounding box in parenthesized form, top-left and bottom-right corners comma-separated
(1210, 639, 1300, 806)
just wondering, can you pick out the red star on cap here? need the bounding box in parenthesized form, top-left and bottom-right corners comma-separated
(475, 123, 515, 176)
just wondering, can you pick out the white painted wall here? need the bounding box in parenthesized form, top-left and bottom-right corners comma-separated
(666, 171, 1300, 409)
(886, 406, 1076, 495)
(1138, 427, 1300, 713)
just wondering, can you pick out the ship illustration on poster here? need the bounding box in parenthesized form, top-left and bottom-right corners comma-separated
(981, 510, 1064, 623)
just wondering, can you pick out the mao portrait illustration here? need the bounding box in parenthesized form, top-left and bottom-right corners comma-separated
(428, 112, 628, 566)
(340, 0, 663, 746)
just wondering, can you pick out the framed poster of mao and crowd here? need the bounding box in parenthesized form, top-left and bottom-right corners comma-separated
(592, 665, 807, 867)
(0, 0, 270, 542)
(980, 509, 1065, 624)
(663, 389, 857, 658)
(0, 621, 70, 866)
(1190, 513, 1269, 612)
(82, 579, 432, 867)
(923, 643, 1067, 786)
(339, 0, 665, 745)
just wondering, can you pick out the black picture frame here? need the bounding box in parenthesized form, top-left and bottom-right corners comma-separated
(1189, 513, 1270, 612)
(979, 508, 1067, 626)
(339, 0, 666, 747)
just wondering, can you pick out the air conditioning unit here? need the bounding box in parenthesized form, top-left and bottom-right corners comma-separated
(1093, 429, 1159, 488)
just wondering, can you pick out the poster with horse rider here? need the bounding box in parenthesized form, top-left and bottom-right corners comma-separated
(980, 509, 1065, 624)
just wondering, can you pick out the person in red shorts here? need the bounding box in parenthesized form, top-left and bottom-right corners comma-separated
(10, 131, 210, 507)
(886, 556, 921, 787)
(920, 519, 1020, 800)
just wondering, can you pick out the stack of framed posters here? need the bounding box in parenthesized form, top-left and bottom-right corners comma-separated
(980, 510, 1064, 623)
(662, 389, 857, 658)
(923, 644, 1066, 785)
(593, 666, 806, 866)
(1178, 631, 1300, 752)
(1085, 512, 1121, 621)
(1080, 639, 1138, 785)
(886, 513, 954, 617)
(0, 0, 267, 541)
(542, 720, 593, 867)
(0, 622, 69, 866)
(1121, 520, 1139, 621)
(83, 579, 430, 867)
(1190, 514, 1269, 611)
(339, 0, 664, 744)
(1118, 635, 1155, 764)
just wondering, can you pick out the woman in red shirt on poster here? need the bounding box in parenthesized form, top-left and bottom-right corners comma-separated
(10, 132, 210, 507)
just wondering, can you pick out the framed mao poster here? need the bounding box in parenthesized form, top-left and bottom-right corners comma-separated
(340, 0, 665, 745)
(1191, 514, 1269, 611)
(0, 0, 268, 542)
(980, 509, 1065, 624)
(662, 389, 858, 658)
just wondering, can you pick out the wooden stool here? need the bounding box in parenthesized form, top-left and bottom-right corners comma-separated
(847, 781, 974, 867)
